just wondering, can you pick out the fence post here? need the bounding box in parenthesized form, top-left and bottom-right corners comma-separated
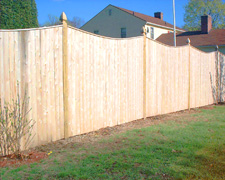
(187, 38, 191, 111)
(60, 12, 69, 139)
(216, 46, 220, 103)
(143, 27, 147, 119)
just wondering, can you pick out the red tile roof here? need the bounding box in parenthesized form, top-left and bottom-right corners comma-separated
(156, 29, 225, 47)
(114, 5, 185, 32)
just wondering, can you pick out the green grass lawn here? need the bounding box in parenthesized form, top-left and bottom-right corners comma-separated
(1, 105, 225, 180)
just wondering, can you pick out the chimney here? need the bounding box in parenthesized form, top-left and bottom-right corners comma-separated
(201, 15, 212, 34)
(154, 12, 163, 20)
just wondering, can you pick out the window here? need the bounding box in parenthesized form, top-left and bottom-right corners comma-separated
(121, 28, 126, 38)
(151, 27, 154, 39)
(109, 9, 112, 16)
(94, 30, 99, 34)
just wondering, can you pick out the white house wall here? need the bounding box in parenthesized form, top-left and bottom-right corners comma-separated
(81, 5, 146, 38)
(145, 24, 173, 40)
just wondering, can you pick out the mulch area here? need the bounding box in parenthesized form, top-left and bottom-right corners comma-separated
(0, 151, 48, 168)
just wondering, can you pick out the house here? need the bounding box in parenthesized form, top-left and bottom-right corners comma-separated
(156, 15, 225, 54)
(80, 4, 185, 39)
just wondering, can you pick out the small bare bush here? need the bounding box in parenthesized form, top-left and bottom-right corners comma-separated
(219, 53, 225, 102)
(210, 52, 225, 103)
(0, 92, 35, 156)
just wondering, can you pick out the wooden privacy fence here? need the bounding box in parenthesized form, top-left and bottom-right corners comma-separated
(0, 13, 225, 150)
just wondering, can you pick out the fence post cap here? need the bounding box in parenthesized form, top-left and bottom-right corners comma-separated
(186, 38, 191, 45)
(142, 26, 147, 35)
(60, 12, 67, 22)
(215, 45, 219, 51)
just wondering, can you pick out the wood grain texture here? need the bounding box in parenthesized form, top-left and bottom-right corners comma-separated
(0, 26, 64, 150)
(0, 25, 224, 151)
(143, 28, 147, 119)
(67, 27, 144, 137)
(146, 38, 219, 117)
(61, 13, 69, 139)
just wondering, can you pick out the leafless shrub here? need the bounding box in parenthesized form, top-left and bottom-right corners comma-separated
(219, 53, 225, 102)
(0, 90, 35, 156)
(210, 72, 217, 103)
(210, 52, 225, 103)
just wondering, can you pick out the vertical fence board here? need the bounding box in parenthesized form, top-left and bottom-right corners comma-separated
(0, 26, 224, 152)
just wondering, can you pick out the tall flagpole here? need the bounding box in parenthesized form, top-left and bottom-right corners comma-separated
(173, 0, 176, 47)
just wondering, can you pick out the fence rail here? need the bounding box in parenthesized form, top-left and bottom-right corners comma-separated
(0, 16, 224, 151)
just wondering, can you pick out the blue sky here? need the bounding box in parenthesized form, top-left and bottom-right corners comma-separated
(36, 0, 223, 28)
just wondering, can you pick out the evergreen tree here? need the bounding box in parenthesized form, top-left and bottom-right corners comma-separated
(0, 0, 14, 29)
(30, 0, 39, 27)
(0, 0, 39, 29)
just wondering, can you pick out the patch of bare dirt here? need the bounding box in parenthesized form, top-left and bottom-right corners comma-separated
(201, 106, 214, 110)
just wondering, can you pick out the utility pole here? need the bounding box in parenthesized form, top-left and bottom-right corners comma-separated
(173, 0, 176, 47)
